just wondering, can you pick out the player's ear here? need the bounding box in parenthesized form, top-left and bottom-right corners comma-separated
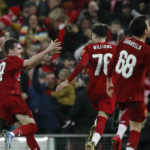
(8, 48, 13, 54)
(145, 29, 148, 36)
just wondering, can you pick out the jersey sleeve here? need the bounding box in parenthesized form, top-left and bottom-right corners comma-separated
(68, 46, 89, 82)
(8, 56, 24, 71)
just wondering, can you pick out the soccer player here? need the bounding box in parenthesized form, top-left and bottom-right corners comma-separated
(56, 23, 116, 150)
(0, 38, 61, 149)
(110, 77, 150, 150)
(107, 15, 150, 150)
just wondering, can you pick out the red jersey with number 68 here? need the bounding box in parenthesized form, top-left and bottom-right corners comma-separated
(108, 37, 150, 102)
(0, 56, 24, 96)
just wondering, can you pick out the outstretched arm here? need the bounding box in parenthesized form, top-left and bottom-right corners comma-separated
(56, 46, 89, 92)
(23, 39, 61, 68)
(56, 61, 85, 92)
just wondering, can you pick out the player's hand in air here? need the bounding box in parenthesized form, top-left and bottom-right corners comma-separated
(56, 80, 69, 92)
(47, 39, 62, 55)
(106, 77, 114, 97)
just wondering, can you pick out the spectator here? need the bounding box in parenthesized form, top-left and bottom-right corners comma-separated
(118, 2, 133, 31)
(47, 0, 62, 11)
(19, 14, 48, 57)
(62, 17, 91, 55)
(0, 0, 7, 15)
(57, 53, 75, 73)
(107, 20, 124, 44)
(138, 2, 147, 15)
(18, 1, 37, 26)
(0, 15, 18, 38)
(28, 65, 60, 133)
(74, 28, 92, 61)
(67, 80, 97, 133)
(48, 7, 68, 40)
(46, 68, 76, 127)
(78, 1, 99, 24)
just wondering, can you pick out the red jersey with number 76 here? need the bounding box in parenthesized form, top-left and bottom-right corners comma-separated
(68, 42, 116, 100)
(0, 56, 24, 96)
(108, 37, 150, 102)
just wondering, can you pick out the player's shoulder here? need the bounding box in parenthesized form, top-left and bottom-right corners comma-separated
(7, 56, 23, 61)
(87, 42, 116, 48)
(0, 57, 8, 63)
(118, 37, 127, 45)
(105, 42, 116, 49)
(84, 43, 93, 49)
(143, 43, 150, 55)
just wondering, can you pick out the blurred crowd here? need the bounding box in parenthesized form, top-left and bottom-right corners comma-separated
(0, 0, 150, 143)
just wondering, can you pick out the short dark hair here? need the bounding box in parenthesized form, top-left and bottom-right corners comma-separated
(4, 38, 20, 54)
(92, 23, 108, 38)
(129, 15, 147, 37)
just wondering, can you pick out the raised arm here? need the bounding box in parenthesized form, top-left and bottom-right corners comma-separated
(23, 39, 61, 68)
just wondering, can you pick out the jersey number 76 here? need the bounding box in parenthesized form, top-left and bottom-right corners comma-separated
(92, 53, 112, 76)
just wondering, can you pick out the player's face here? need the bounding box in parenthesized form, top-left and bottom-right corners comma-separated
(11, 43, 23, 58)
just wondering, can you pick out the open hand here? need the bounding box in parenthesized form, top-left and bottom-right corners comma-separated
(106, 78, 114, 97)
(56, 80, 69, 92)
(47, 39, 62, 55)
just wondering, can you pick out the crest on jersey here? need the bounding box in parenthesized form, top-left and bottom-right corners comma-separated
(81, 49, 85, 56)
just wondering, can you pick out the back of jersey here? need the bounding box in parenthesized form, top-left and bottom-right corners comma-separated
(84, 42, 116, 97)
(112, 37, 150, 102)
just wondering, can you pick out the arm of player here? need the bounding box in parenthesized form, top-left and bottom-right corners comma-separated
(56, 47, 89, 92)
(56, 61, 85, 92)
(23, 39, 61, 68)
(106, 77, 114, 97)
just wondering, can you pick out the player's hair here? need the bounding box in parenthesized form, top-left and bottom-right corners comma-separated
(92, 23, 108, 38)
(4, 38, 20, 54)
(129, 15, 147, 37)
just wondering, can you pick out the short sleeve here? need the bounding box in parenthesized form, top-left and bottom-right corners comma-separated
(80, 45, 89, 67)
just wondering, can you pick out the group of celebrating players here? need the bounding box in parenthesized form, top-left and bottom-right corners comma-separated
(0, 15, 150, 150)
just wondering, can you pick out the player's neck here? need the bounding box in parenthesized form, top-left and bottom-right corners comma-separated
(97, 38, 106, 43)
(133, 36, 146, 43)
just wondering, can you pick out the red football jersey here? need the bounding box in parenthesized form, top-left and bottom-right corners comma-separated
(108, 37, 150, 102)
(68, 42, 116, 100)
(82, 42, 116, 98)
(0, 56, 24, 96)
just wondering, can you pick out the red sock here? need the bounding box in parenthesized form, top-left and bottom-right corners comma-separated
(126, 130, 140, 149)
(120, 110, 129, 127)
(13, 123, 38, 136)
(95, 116, 107, 135)
(26, 134, 40, 150)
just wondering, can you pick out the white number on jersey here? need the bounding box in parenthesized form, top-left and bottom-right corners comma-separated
(92, 53, 112, 76)
(115, 50, 137, 78)
(0, 62, 6, 81)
